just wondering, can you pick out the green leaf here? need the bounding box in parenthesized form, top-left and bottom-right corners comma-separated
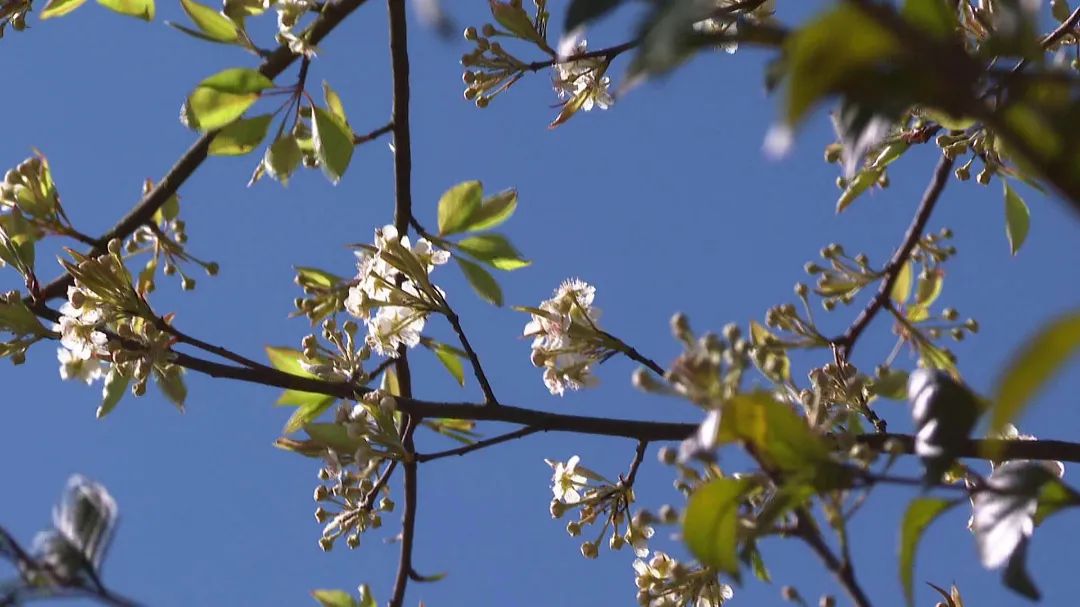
(900, 497, 959, 607)
(425, 341, 465, 386)
(312, 106, 354, 184)
(456, 257, 503, 306)
(208, 114, 272, 156)
(304, 423, 365, 454)
(902, 0, 958, 40)
(357, 585, 376, 607)
(565, 0, 623, 31)
(284, 397, 336, 434)
(464, 189, 518, 232)
(891, 260, 913, 305)
(311, 589, 357, 607)
(683, 477, 756, 577)
(456, 234, 530, 270)
(836, 167, 881, 213)
(1034, 476, 1080, 525)
(266, 346, 313, 376)
(40, 0, 88, 19)
(908, 268, 944, 322)
(186, 68, 272, 131)
(322, 81, 348, 125)
(488, 0, 543, 45)
(97, 0, 153, 20)
(1003, 181, 1030, 255)
(178, 0, 240, 42)
(870, 368, 910, 400)
(991, 311, 1080, 432)
(97, 368, 130, 418)
(155, 367, 187, 411)
(628, 0, 714, 80)
(548, 87, 591, 129)
(784, 6, 898, 126)
(264, 136, 302, 186)
(438, 181, 483, 236)
(721, 393, 829, 472)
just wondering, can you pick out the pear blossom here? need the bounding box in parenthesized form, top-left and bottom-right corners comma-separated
(57, 348, 105, 385)
(525, 278, 610, 396)
(546, 455, 588, 504)
(56, 300, 108, 361)
(552, 38, 614, 112)
(693, 0, 776, 55)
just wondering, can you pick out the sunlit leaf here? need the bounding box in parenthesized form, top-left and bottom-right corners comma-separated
(891, 260, 913, 305)
(97, 0, 153, 19)
(186, 68, 272, 131)
(284, 397, 336, 434)
(683, 477, 757, 577)
(154, 367, 187, 411)
(97, 368, 130, 419)
(208, 114, 272, 156)
(323, 81, 348, 125)
(438, 181, 483, 236)
(463, 189, 517, 232)
(312, 106, 354, 184)
(991, 310, 1080, 432)
(900, 497, 960, 607)
(311, 589, 356, 607)
(264, 135, 302, 186)
(455, 234, 530, 270)
(425, 341, 465, 386)
(456, 257, 502, 306)
(177, 0, 240, 42)
(40, 0, 88, 19)
(1003, 181, 1030, 255)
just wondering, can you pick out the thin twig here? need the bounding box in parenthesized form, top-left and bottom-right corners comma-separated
(834, 154, 954, 358)
(445, 310, 499, 405)
(600, 329, 665, 376)
(416, 426, 540, 462)
(360, 459, 398, 509)
(623, 440, 648, 487)
(158, 319, 272, 371)
(793, 510, 873, 607)
(353, 122, 394, 145)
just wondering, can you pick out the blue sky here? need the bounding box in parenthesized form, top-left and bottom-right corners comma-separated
(2, 1, 1079, 606)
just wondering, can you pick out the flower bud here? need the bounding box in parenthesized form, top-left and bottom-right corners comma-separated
(318, 537, 334, 552)
(819, 596, 835, 607)
(657, 446, 677, 465)
(566, 520, 581, 536)
(205, 262, 219, 276)
(315, 507, 330, 522)
(580, 541, 598, 559)
(346, 533, 360, 549)
(314, 485, 329, 501)
(781, 586, 800, 601)
(378, 497, 395, 512)
(550, 500, 566, 519)
(463, 26, 478, 40)
(609, 533, 625, 550)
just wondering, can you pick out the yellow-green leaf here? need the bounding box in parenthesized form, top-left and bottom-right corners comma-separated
(464, 188, 518, 232)
(991, 311, 1080, 433)
(312, 105, 354, 184)
(900, 497, 960, 607)
(438, 181, 483, 236)
(683, 477, 757, 577)
(179, 0, 240, 42)
(427, 341, 465, 386)
(186, 68, 272, 131)
(40, 0, 88, 19)
(456, 233, 530, 271)
(312, 589, 357, 607)
(208, 114, 272, 156)
(97, 368, 130, 418)
(456, 256, 502, 306)
(1004, 181, 1030, 255)
(264, 135, 302, 186)
(323, 81, 348, 125)
(97, 0, 153, 20)
(891, 260, 913, 305)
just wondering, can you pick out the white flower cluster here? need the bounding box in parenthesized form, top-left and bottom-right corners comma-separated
(524, 278, 605, 396)
(344, 225, 449, 358)
(552, 39, 614, 112)
(633, 551, 734, 607)
(56, 286, 107, 385)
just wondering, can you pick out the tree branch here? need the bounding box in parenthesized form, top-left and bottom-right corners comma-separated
(415, 426, 540, 462)
(34, 0, 375, 303)
(353, 122, 394, 145)
(792, 510, 873, 607)
(444, 309, 499, 405)
(834, 154, 954, 358)
(623, 440, 648, 487)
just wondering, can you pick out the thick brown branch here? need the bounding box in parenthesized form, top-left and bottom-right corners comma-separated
(35, 0, 374, 303)
(834, 154, 954, 358)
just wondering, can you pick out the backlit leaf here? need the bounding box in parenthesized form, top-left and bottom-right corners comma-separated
(312, 106, 354, 184)
(208, 114, 272, 156)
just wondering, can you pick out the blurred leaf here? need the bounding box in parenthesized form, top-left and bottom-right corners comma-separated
(902, 0, 958, 39)
(891, 261, 913, 305)
(177, 0, 240, 42)
(154, 367, 187, 411)
(264, 135, 302, 186)
(549, 88, 590, 129)
(1003, 181, 1030, 255)
(489, 0, 543, 45)
(871, 368, 910, 400)
(312, 106, 354, 184)
(628, 0, 713, 80)
(266, 346, 313, 376)
(456, 257, 503, 306)
(991, 311, 1080, 432)
(208, 114, 272, 156)
(566, 0, 623, 32)
(97, 0, 153, 19)
(425, 340, 466, 386)
(464, 189, 517, 232)
(683, 477, 756, 578)
(438, 181, 483, 235)
(40, 0, 88, 19)
(900, 497, 959, 607)
(186, 68, 272, 131)
(456, 234, 530, 270)
(836, 166, 882, 213)
(304, 423, 364, 454)
(1034, 476, 1080, 525)
(284, 397, 336, 433)
(312, 589, 357, 607)
(908, 268, 944, 322)
(97, 368, 130, 418)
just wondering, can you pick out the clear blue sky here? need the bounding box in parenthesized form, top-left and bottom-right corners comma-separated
(2, 1, 1079, 606)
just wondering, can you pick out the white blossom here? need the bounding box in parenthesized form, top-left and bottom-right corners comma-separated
(546, 455, 588, 504)
(552, 39, 614, 112)
(525, 278, 606, 396)
(57, 348, 105, 385)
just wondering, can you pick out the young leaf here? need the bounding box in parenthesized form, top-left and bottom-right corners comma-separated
(186, 68, 273, 131)
(464, 189, 518, 232)
(208, 114, 272, 156)
(438, 181, 483, 236)
(1003, 181, 1030, 255)
(425, 341, 465, 386)
(97, 368, 130, 418)
(154, 367, 187, 411)
(489, 0, 542, 45)
(283, 397, 336, 434)
(266, 346, 313, 376)
(891, 260, 913, 305)
(323, 81, 348, 125)
(991, 310, 1080, 433)
(456, 234, 530, 270)
(40, 0, 88, 19)
(899, 497, 960, 607)
(97, 0, 154, 20)
(311, 590, 357, 607)
(566, 0, 623, 32)
(264, 135, 303, 186)
(683, 477, 757, 577)
(311, 106, 354, 184)
(178, 0, 240, 42)
(456, 257, 503, 306)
